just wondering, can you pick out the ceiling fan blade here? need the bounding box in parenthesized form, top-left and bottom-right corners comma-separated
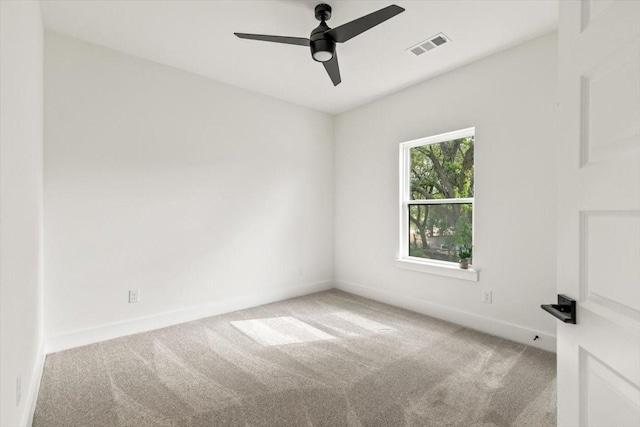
(325, 5, 405, 43)
(323, 53, 341, 86)
(234, 33, 310, 46)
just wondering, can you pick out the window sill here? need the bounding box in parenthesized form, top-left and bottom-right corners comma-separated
(395, 258, 479, 282)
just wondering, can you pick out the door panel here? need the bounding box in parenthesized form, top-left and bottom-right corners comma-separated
(581, 348, 640, 427)
(581, 0, 614, 29)
(558, 0, 640, 426)
(581, 211, 640, 322)
(583, 38, 640, 164)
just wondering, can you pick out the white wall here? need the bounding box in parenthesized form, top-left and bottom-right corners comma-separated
(0, 1, 45, 425)
(334, 33, 558, 350)
(43, 28, 558, 355)
(44, 31, 334, 351)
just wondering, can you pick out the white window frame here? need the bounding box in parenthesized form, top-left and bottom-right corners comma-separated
(396, 127, 478, 281)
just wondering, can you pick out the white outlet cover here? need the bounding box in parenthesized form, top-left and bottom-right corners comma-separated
(482, 290, 492, 304)
(129, 289, 140, 303)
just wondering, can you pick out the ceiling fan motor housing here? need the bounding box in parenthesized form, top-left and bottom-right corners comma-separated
(314, 4, 332, 21)
(310, 21, 335, 62)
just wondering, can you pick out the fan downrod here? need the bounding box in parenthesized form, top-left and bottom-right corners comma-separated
(314, 4, 332, 22)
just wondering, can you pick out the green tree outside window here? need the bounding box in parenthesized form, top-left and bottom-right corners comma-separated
(408, 136, 474, 262)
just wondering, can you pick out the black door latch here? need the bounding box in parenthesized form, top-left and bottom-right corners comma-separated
(541, 294, 576, 324)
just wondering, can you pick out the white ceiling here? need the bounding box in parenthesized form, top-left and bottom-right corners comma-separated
(40, 0, 558, 114)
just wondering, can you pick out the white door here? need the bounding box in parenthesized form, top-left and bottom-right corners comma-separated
(557, 0, 640, 426)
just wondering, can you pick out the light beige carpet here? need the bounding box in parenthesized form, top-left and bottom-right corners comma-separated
(33, 290, 556, 427)
(230, 316, 336, 346)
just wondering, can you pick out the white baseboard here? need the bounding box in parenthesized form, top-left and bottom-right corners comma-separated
(23, 339, 46, 427)
(46, 279, 556, 354)
(335, 280, 556, 352)
(47, 280, 333, 354)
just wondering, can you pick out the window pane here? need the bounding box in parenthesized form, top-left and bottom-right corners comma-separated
(408, 203, 472, 262)
(410, 136, 474, 200)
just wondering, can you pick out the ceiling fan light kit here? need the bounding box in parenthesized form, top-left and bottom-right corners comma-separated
(234, 3, 405, 86)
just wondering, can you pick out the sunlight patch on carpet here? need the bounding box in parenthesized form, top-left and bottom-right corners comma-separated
(332, 311, 395, 333)
(230, 316, 336, 346)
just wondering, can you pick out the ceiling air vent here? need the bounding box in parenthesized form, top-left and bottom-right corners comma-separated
(407, 33, 450, 56)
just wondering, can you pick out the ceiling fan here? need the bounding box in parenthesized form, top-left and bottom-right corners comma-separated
(234, 3, 405, 86)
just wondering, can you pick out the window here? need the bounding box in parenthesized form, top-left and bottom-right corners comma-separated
(398, 128, 475, 270)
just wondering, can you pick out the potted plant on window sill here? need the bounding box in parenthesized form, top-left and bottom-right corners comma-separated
(457, 245, 472, 269)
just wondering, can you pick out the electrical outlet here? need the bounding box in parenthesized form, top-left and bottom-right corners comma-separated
(129, 289, 140, 303)
(16, 375, 21, 406)
(482, 290, 492, 304)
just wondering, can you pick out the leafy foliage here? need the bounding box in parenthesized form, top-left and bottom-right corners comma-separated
(408, 136, 474, 262)
(457, 244, 472, 260)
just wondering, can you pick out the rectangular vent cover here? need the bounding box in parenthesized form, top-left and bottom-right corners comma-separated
(407, 33, 450, 56)
(420, 41, 436, 51)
